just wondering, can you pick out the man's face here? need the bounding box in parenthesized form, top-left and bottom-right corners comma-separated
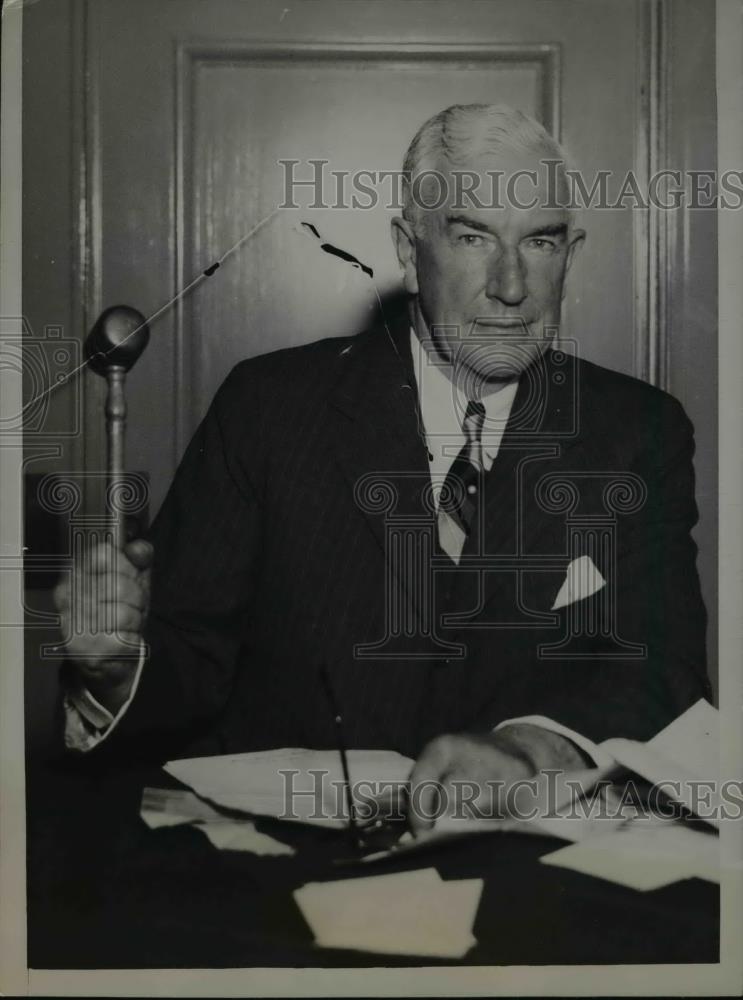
(393, 150, 585, 387)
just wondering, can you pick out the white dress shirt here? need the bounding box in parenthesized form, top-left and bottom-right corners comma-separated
(410, 329, 518, 563)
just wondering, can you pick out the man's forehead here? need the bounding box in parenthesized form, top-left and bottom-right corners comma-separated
(413, 149, 569, 224)
(432, 202, 570, 234)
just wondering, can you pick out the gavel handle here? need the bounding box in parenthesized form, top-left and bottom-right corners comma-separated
(105, 365, 128, 551)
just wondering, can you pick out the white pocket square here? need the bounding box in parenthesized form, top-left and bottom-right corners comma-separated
(551, 555, 606, 611)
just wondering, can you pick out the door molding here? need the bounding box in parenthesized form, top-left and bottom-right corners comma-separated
(634, 0, 672, 389)
(73, 0, 105, 514)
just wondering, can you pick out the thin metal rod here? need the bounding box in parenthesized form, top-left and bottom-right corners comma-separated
(319, 663, 363, 851)
(105, 365, 127, 551)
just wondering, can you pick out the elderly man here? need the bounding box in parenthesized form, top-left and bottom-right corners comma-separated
(56, 104, 710, 831)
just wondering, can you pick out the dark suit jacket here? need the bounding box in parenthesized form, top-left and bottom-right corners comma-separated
(93, 319, 711, 763)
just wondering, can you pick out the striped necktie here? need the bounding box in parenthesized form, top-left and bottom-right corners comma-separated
(439, 400, 486, 540)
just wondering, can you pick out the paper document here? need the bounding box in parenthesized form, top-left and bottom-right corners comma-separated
(196, 821, 295, 855)
(164, 748, 413, 828)
(539, 700, 722, 890)
(541, 819, 719, 890)
(294, 868, 482, 958)
(140, 786, 296, 856)
(141, 786, 226, 828)
(158, 700, 722, 887)
(358, 765, 625, 864)
(600, 699, 721, 826)
(645, 697, 720, 779)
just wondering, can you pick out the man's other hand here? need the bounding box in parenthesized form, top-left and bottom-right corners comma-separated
(408, 726, 588, 835)
(54, 539, 153, 713)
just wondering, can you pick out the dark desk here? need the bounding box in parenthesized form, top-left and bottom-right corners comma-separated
(26, 758, 719, 969)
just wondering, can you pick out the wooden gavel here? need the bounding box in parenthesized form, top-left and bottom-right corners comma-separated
(85, 306, 150, 550)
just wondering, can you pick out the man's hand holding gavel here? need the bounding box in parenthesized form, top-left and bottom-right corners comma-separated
(54, 305, 154, 715)
(54, 539, 153, 714)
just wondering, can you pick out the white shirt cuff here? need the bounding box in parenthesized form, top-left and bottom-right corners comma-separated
(64, 639, 147, 752)
(493, 715, 616, 770)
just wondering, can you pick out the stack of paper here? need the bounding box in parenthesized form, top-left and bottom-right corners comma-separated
(294, 868, 482, 958)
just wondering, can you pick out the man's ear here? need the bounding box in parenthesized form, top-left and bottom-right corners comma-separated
(391, 216, 419, 296)
(561, 228, 586, 299)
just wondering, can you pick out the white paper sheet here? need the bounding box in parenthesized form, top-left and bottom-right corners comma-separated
(601, 699, 721, 826)
(539, 701, 722, 889)
(140, 785, 297, 855)
(294, 868, 482, 957)
(164, 748, 413, 827)
(140, 786, 225, 828)
(194, 821, 296, 855)
(540, 819, 720, 890)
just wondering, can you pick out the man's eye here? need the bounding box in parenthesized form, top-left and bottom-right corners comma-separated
(458, 233, 485, 247)
(525, 237, 556, 251)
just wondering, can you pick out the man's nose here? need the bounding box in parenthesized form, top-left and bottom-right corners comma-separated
(485, 249, 527, 306)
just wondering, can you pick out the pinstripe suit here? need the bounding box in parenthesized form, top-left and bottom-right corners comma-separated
(90, 317, 710, 763)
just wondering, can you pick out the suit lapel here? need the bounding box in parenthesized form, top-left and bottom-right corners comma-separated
(327, 316, 433, 603)
(482, 348, 586, 554)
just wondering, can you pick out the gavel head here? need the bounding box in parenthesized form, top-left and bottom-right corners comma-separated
(85, 305, 150, 375)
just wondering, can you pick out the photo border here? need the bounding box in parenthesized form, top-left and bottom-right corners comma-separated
(1, 0, 741, 995)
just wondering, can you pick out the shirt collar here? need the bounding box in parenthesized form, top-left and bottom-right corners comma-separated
(409, 327, 518, 463)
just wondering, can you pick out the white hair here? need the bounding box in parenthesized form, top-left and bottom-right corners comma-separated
(401, 103, 573, 230)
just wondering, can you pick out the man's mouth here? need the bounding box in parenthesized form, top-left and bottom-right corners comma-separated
(472, 318, 530, 330)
